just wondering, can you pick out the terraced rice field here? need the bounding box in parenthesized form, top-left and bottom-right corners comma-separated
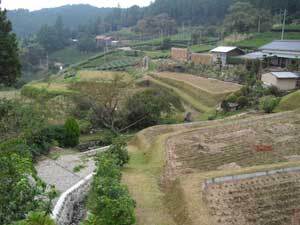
(204, 171, 300, 225)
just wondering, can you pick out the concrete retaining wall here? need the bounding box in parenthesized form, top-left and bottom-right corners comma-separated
(203, 166, 300, 189)
(51, 146, 110, 225)
(51, 173, 93, 225)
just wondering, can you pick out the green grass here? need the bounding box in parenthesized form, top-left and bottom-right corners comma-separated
(148, 77, 213, 113)
(49, 47, 96, 65)
(189, 44, 215, 53)
(81, 50, 142, 70)
(275, 90, 300, 112)
(144, 50, 170, 59)
(231, 32, 300, 49)
(273, 24, 300, 31)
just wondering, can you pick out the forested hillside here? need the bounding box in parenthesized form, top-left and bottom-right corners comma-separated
(7, 5, 114, 37)
(7, 0, 300, 38)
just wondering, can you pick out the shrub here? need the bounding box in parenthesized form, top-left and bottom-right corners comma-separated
(86, 153, 135, 225)
(226, 93, 238, 103)
(13, 211, 57, 225)
(63, 118, 80, 147)
(0, 139, 49, 224)
(78, 120, 92, 134)
(237, 96, 249, 109)
(107, 137, 130, 167)
(260, 96, 279, 113)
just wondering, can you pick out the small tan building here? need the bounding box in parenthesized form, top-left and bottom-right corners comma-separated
(191, 53, 213, 65)
(261, 72, 300, 91)
(171, 48, 189, 62)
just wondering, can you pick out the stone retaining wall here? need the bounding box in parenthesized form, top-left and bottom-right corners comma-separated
(51, 146, 110, 225)
(203, 166, 300, 190)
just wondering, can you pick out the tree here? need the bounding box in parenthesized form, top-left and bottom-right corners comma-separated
(63, 118, 80, 147)
(224, 2, 258, 33)
(125, 88, 183, 129)
(160, 37, 172, 50)
(71, 74, 132, 132)
(0, 7, 21, 86)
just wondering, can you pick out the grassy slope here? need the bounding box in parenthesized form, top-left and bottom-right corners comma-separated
(276, 90, 300, 112)
(147, 76, 213, 113)
(232, 32, 300, 49)
(49, 47, 96, 65)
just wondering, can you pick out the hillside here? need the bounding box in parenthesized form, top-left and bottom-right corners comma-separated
(7, 5, 114, 37)
(276, 90, 300, 112)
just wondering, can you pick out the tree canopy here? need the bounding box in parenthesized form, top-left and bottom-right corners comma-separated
(0, 7, 21, 86)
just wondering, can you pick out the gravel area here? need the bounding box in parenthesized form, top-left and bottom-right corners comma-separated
(36, 153, 96, 194)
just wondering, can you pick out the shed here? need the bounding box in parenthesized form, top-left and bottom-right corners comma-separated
(261, 71, 300, 90)
(171, 48, 189, 62)
(210, 46, 244, 66)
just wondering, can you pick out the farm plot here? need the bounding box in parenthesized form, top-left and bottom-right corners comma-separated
(204, 171, 300, 225)
(165, 111, 300, 177)
(81, 50, 141, 70)
(152, 72, 241, 108)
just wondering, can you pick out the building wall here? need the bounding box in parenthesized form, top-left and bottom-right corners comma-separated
(171, 48, 189, 62)
(191, 53, 213, 65)
(262, 73, 297, 90)
(262, 73, 278, 86)
(277, 79, 297, 90)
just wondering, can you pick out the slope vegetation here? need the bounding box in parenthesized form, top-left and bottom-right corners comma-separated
(276, 90, 300, 112)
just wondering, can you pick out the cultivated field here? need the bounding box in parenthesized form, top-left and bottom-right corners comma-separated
(150, 72, 241, 112)
(156, 72, 241, 94)
(204, 171, 300, 225)
(123, 111, 300, 225)
(165, 111, 300, 177)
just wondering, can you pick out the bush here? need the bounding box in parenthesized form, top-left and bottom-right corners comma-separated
(107, 137, 130, 167)
(63, 118, 80, 147)
(13, 211, 56, 225)
(260, 96, 279, 113)
(237, 96, 249, 109)
(226, 93, 238, 103)
(86, 153, 136, 225)
(78, 120, 92, 134)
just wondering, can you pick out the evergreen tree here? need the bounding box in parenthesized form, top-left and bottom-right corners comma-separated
(0, 6, 21, 86)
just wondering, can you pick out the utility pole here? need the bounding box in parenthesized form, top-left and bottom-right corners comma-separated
(281, 9, 287, 40)
(257, 15, 261, 33)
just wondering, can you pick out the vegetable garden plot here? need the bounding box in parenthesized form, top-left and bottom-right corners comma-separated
(165, 111, 300, 176)
(204, 172, 300, 225)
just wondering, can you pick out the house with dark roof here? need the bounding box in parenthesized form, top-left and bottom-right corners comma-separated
(261, 71, 300, 90)
(210, 46, 244, 66)
(242, 40, 300, 67)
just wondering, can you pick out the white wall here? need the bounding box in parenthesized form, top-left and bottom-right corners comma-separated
(262, 73, 297, 91)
